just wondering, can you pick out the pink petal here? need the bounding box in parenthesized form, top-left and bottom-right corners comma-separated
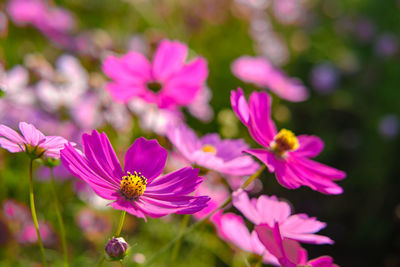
(245, 148, 278, 173)
(152, 39, 188, 81)
(124, 137, 167, 182)
(82, 130, 124, 184)
(102, 52, 151, 84)
(18, 122, 45, 147)
(105, 82, 147, 103)
(230, 88, 250, 125)
(0, 125, 25, 145)
(248, 91, 277, 146)
(110, 199, 147, 220)
(0, 137, 24, 153)
(160, 57, 207, 107)
(232, 189, 263, 225)
(60, 143, 119, 200)
(308, 256, 338, 267)
(292, 135, 324, 158)
(231, 56, 271, 87)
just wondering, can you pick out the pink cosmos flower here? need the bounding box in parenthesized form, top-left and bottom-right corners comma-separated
(231, 57, 308, 102)
(167, 124, 260, 176)
(0, 122, 70, 159)
(233, 189, 333, 245)
(61, 130, 210, 220)
(213, 212, 279, 266)
(231, 88, 346, 194)
(102, 39, 208, 109)
(256, 223, 338, 267)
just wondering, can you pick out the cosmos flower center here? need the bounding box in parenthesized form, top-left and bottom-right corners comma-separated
(271, 128, 299, 155)
(120, 171, 147, 199)
(25, 144, 46, 159)
(201, 144, 217, 154)
(146, 81, 162, 93)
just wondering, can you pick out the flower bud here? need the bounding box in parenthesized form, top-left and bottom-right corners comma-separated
(105, 237, 129, 260)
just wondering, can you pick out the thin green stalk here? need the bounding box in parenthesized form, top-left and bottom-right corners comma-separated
(170, 214, 191, 262)
(144, 165, 266, 266)
(115, 210, 127, 237)
(50, 167, 69, 267)
(29, 159, 47, 267)
(96, 210, 127, 266)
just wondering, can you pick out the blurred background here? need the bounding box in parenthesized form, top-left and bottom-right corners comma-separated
(0, 0, 399, 266)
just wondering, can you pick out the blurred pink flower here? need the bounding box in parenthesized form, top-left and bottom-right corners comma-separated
(213, 212, 279, 265)
(7, 0, 75, 47)
(103, 39, 208, 109)
(2, 199, 30, 222)
(76, 208, 111, 238)
(61, 130, 209, 220)
(0, 122, 71, 159)
(231, 56, 308, 102)
(18, 221, 55, 246)
(256, 223, 338, 267)
(167, 124, 260, 176)
(231, 89, 346, 194)
(233, 189, 333, 244)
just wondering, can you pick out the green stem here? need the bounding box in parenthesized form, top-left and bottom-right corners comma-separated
(115, 210, 127, 237)
(144, 165, 266, 266)
(50, 167, 69, 267)
(170, 214, 190, 262)
(28, 160, 47, 267)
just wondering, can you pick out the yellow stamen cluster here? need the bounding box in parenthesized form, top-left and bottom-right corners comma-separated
(272, 129, 299, 156)
(201, 144, 217, 154)
(120, 171, 147, 199)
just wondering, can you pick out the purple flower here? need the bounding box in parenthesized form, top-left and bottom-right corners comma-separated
(231, 56, 308, 102)
(61, 130, 209, 220)
(102, 39, 208, 109)
(310, 62, 339, 94)
(231, 88, 346, 194)
(0, 122, 71, 159)
(167, 124, 260, 176)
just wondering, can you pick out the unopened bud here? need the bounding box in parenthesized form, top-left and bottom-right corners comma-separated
(105, 237, 129, 260)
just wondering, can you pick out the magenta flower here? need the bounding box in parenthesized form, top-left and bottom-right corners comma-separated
(233, 189, 333, 245)
(213, 212, 279, 266)
(102, 39, 208, 109)
(231, 56, 308, 102)
(256, 223, 338, 267)
(167, 124, 260, 176)
(231, 88, 346, 194)
(0, 122, 70, 159)
(61, 130, 209, 220)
